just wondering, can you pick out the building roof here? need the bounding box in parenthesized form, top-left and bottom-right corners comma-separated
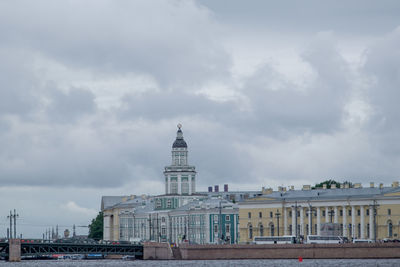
(173, 197, 238, 212)
(172, 128, 187, 148)
(244, 186, 400, 203)
(101, 196, 127, 210)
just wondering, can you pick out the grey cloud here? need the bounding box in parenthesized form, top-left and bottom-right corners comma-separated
(46, 87, 96, 123)
(0, 46, 39, 116)
(200, 0, 400, 34)
(240, 36, 350, 136)
(0, 1, 232, 88)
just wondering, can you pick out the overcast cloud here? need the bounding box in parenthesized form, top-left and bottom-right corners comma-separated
(1, 0, 400, 237)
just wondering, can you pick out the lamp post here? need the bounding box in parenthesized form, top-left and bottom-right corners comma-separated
(328, 209, 335, 223)
(275, 210, 281, 236)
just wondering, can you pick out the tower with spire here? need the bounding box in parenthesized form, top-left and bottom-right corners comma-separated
(164, 124, 196, 195)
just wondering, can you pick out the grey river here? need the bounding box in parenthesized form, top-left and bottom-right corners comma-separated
(0, 259, 400, 267)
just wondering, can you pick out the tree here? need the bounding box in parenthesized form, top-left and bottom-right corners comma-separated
(312, 179, 342, 189)
(88, 211, 103, 240)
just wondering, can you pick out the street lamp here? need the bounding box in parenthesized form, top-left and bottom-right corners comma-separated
(275, 210, 281, 236)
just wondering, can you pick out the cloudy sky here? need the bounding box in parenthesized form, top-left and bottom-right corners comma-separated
(1, 0, 400, 238)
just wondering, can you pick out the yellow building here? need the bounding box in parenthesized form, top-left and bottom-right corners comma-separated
(239, 182, 400, 243)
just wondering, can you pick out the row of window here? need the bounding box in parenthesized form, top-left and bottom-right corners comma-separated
(247, 209, 392, 219)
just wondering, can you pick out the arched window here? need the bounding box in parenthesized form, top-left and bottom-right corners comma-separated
(388, 220, 393, 237)
(270, 223, 275, 236)
(248, 224, 253, 240)
(259, 224, 264, 236)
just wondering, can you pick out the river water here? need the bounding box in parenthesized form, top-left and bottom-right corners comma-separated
(0, 259, 399, 266)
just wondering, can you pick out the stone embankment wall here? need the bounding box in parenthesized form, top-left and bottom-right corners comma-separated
(144, 242, 400, 260)
(143, 242, 174, 260)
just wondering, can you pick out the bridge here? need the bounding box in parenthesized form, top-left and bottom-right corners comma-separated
(0, 241, 143, 260)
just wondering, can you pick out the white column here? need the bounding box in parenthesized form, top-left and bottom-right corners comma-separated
(291, 207, 296, 236)
(167, 175, 171, 194)
(188, 174, 192, 195)
(343, 206, 347, 237)
(325, 206, 329, 223)
(178, 174, 181, 194)
(300, 208, 304, 236)
(351, 206, 356, 239)
(317, 207, 321, 235)
(369, 206, 374, 240)
(284, 208, 288, 235)
(360, 206, 365, 239)
(308, 207, 312, 235)
(334, 206, 338, 223)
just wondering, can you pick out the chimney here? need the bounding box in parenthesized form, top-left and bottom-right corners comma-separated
(370, 182, 374, 188)
(331, 184, 336, 189)
(214, 185, 219, 192)
(224, 184, 229, 192)
(208, 186, 213, 192)
(392, 181, 399, 188)
(262, 187, 273, 194)
(323, 184, 327, 189)
(302, 185, 311, 190)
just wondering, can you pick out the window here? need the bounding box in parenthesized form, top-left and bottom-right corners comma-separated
(358, 223, 361, 237)
(162, 227, 166, 235)
(259, 224, 264, 236)
(366, 209, 369, 216)
(289, 224, 292, 235)
(214, 224, 218, 233)
(388, 221, 393, 237)
(349, 224, 352, 236)
(357, 209, 360, 216)
(270, 224, 275, 236)
(322, 210, 326, 217)
(270, 211, 273, 218)
(340, 210, 343, 216)
(306, 224, 309, 235)
(348, 210, 352, 216)
(162, 217, 166, 223)
(388, 209, 392, 216)
(226, 224, 230, 233)
(289, 211, 292, 217)
(248, 212, 252, 219)
(156, 199, 162, 208)
(259, 212, 262, 218)
(167, 199, 172, 208)
(248, 224, 253, 239)
(226, 215, 230, 221)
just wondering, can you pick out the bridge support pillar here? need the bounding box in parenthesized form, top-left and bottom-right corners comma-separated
(9, 239, 21, 262)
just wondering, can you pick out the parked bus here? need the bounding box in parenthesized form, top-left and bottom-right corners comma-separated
(254, 236, 296, 244)
(306, 235, 348, 244)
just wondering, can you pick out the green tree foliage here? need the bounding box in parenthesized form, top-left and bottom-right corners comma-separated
(313, 179, 343, 189)
(88, 211, 103, 240)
